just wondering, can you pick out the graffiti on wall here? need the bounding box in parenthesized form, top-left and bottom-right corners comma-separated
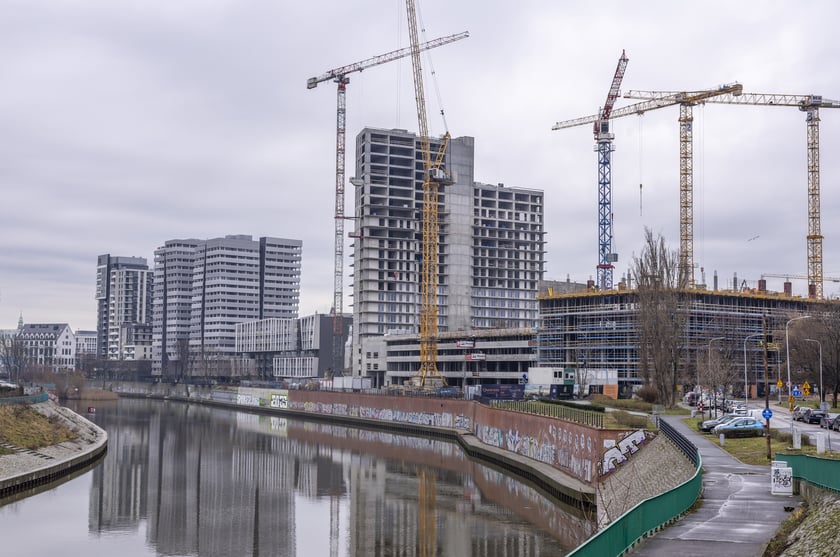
(475, 421, 596, 482)
(270, 391, 288, 409)
(599, 429, 650, 475)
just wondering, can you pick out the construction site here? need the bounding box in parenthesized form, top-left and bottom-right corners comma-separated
(309, 5, 839, 395)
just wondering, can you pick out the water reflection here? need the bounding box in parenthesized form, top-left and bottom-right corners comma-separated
(78, 399, 593, 556)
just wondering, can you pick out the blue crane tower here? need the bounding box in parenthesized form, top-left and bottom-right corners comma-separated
(554, 50, 628, 290)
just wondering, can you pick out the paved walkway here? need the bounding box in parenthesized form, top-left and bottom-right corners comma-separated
(630, 414, 799, 557)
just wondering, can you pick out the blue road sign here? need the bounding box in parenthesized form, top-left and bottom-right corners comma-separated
(762, 408, 773, 420)
(792, 387, 802, 397)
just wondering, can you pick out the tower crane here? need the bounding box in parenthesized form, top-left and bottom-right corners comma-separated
(626, 90, 840, 299)
(404, 0, 452, 387)
(306, 31, 468, 376)
(571, 50, 629, 290)
(554, 83, 743, 288)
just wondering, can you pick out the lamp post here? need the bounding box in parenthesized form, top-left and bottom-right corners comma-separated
(708, 336, 725, 418)
(805, 338, 823, 405)
(785, 315, 812, 411)
(744, 333, 762, 408)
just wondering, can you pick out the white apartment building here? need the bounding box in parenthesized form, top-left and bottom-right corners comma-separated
(153, 235, 302, 378)
(235, 313, 351, 380)
(18, 323, 76, 372)
(96, 254, 153, 360)
(349, 127, 545, 378)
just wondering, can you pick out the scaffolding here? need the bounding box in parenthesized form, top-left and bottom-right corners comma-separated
(537, 289, 820, 395)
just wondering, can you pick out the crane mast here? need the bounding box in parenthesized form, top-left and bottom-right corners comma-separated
(555, 83, 742, 289)
(405, 0, 450, 387)
(626, 90, 840, 298)
(593, 50, 629, 290)
(307, 32, 468, 376)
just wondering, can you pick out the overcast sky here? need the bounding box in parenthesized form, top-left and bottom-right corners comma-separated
(2, 0, 839, 331)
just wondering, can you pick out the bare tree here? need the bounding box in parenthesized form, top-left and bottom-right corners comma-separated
(0, 335, 31, 383)
(631, 228, 686, 407)
(790, 305, 840, 407)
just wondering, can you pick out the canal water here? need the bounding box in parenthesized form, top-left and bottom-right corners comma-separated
(0, 398, 594, 556)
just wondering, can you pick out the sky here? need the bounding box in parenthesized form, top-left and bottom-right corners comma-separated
(2, 0, 840, 331)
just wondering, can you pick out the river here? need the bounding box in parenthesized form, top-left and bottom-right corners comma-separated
(0, 398, 594, 556)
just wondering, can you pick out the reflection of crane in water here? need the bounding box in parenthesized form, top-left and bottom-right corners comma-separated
(418, 469, 437, 557)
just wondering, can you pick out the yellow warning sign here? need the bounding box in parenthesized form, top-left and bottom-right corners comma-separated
(777, 379, 784, 388)
(803, 381, 811, 390)
(788, 395, 794, 403)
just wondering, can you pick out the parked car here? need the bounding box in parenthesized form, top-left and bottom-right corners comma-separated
(713, 416, 766, 438)
(833, 417, 840, 432)
(792, 406, 806, 421)
(820, 413, 839, 429)
(805, 409, 827, 425)
(699, 413, 742, 432)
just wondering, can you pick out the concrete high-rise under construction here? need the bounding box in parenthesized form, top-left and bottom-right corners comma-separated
(350, 127, 545, 378)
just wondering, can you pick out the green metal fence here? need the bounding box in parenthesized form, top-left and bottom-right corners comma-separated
(775, 453, 840, 493)
(0, 392, 49, 405)
(489, 400, 604, 428)
(566, 452, 702, 557)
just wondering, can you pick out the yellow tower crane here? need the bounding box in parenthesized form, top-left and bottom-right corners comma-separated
(307, 32, 468, 376)
(404, 0, 454, 388)
(626, 90, 840, 299)
(554, 83, 743, 288)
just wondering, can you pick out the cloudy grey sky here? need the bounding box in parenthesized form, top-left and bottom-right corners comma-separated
(2, 0, 839, 330)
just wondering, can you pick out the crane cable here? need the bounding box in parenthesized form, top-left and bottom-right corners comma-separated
(417, 3, 449, 133)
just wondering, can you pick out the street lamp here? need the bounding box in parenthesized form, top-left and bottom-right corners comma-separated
(744, 333, 762, 408)
(785, 315, 812, 411)
(805, 338, 823, 405)
(708, 336, 725, 418)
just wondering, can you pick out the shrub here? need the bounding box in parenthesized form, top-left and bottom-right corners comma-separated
(612, 410, 650, 429)
(635, 384, 659, 404)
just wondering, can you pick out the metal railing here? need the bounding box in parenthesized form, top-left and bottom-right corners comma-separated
(489, 400, 604, 428)
(656, 415, 699, 466)
(775, 453, 840, 493)
(0, 392, 49, 405)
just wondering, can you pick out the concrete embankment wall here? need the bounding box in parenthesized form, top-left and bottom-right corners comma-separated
(0, 402, 108, 499)
(105, 382, 654, 503)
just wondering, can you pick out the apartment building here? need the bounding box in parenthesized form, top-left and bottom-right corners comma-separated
(18, 323, 76, 372)
(152, 235, 302, 378)
(95, 254, 153, 360)
(235, 313, 351, 380)
(349, 127, 545, 377)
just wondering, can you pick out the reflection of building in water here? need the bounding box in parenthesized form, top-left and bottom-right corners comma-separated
(88, 408, 149, 534)
(90, 401, 589, 556)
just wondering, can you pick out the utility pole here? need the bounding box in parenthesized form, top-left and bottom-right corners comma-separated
(763, 315, 771, 461)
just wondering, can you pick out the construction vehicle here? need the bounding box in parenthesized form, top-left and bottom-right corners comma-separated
(626, 90, 840, 299)
(307, 32, 468, 375)
(554, 83, 743, 288)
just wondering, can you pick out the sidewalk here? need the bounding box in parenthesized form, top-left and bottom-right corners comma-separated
(630, 414, 799, 557)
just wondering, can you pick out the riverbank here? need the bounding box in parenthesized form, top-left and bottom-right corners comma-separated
(0, 401, 108, 499)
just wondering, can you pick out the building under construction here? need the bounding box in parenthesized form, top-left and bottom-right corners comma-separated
(537, 286, 826, 398)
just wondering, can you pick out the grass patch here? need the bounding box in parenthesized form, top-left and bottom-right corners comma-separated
(0, 405, 77, 450)
(592, 395, 653, 413)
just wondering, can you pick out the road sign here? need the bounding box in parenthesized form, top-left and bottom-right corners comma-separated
(763, 408, 773, 420)
(776, 379, 783, 388)
(803, 381, 811, 390)
(788, 395, 794, 403)
(792, 387, 802, 397)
